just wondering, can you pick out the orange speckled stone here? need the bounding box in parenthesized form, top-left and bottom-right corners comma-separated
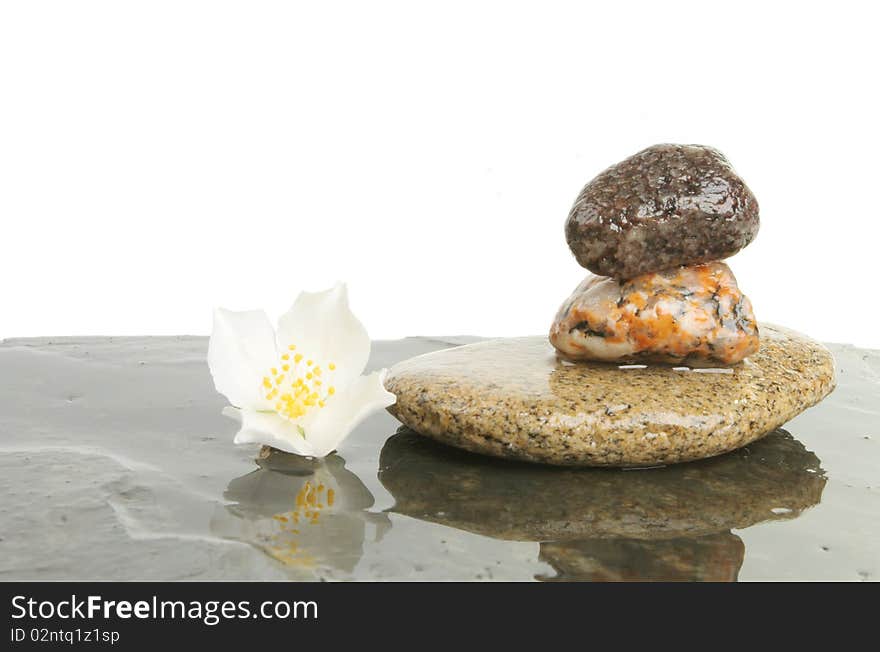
(550, 262, 759, 365)
(385, 324, 835, 467)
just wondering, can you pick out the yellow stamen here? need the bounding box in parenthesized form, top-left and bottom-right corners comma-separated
(262, 350, 339, 423)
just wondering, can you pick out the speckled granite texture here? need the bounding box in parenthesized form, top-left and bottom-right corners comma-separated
(385, 324, 836, 467)
(549, 262, 759, 365)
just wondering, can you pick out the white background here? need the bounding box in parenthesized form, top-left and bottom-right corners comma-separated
(2, 1, 878, 347)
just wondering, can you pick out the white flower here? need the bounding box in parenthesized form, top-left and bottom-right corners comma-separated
(208, 283, 396, 458)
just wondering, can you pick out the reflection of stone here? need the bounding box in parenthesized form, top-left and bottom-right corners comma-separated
(379, 427, 826, 581)
(211, 449, 389, 577)
(380, 427, 825, 541)
(538, 533, 746, 582)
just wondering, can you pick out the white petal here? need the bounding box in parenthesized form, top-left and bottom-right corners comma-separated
(233, 409, 318, 457)
(275, 283, 371, 388)
(303, 369, 397, 457)
(208, 308, 277, 410)
(221, 406, 242, 422)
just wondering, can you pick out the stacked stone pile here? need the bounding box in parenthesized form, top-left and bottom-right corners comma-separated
(551, 144, 761, 366)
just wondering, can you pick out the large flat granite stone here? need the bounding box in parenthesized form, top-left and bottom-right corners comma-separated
(385, 325, 836, 466)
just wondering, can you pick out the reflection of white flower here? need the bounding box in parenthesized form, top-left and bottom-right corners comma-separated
(208, 284, 396, 457)
(211, 455, 391, 578)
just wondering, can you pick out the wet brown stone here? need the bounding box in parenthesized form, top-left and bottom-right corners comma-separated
(385, 324, 835, 467)
(565, 144, 759, 279)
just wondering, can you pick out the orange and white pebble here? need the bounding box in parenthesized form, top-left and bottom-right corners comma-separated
(549, 262, 759, 365)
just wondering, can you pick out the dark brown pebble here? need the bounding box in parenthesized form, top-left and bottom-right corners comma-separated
(565, 144, 759, 278)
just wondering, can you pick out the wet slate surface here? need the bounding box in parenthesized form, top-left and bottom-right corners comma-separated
(0, 335, 876, 581)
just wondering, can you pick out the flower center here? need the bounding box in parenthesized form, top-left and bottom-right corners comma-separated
(262, 343, 337, 425)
